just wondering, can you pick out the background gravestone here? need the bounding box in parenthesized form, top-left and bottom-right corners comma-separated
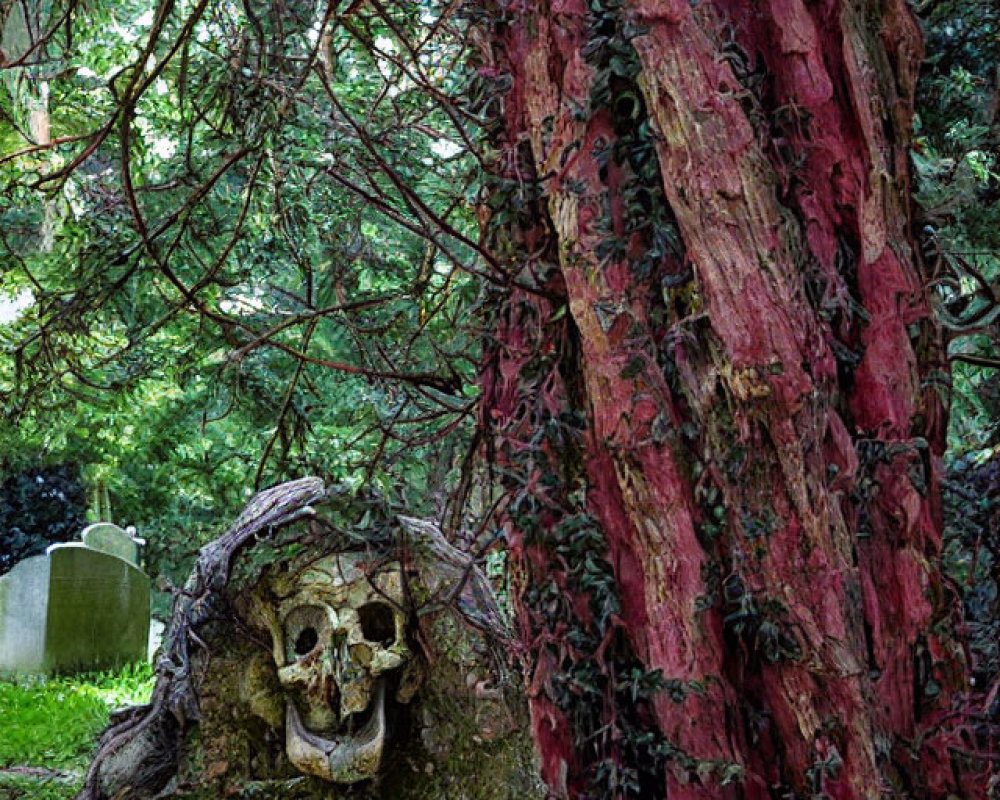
(81, 523, 140, 566)
(44, 544, 150, 672)
(0, 555, 50, 673)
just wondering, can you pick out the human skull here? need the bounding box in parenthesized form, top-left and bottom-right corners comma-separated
(267, 553, 421, 783)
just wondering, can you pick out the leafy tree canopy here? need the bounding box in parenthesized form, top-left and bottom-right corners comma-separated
(1, 0, 493, 574)
(0, 0, 996, 579)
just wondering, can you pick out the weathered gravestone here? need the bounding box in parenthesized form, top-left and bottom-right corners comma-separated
(0, 555, 50, 673)
(82, 479, 543, 800)
(45, 544, 149, 672)
(80, 523, 141, 566)
(0, 533, 150, 674)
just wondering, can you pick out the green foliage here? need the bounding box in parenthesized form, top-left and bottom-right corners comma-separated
(914, 0, 1000, 699)
(0, 1, 483, 579)
(721, 576, 802, 665)
(943, 448, 999, 684)
(0, 675, 105, 769)
(0, 661, 154, 800)
(584, 0, 683, 284)
(0, 774, 80, 800)
(517, 508, 675, 799)
(0, 464, 87, 574)
(915, 0, 1000, 413)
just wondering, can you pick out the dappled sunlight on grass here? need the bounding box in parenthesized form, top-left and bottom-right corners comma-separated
(0, 661, 154, 799)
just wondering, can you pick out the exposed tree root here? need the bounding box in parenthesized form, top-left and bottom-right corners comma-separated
(78, 478, 326, 800)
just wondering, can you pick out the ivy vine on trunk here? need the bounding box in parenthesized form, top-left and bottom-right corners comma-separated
(472, 0, 993, 795)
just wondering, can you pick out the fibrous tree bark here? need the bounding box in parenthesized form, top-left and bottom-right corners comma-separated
(472, 0, 994, 796)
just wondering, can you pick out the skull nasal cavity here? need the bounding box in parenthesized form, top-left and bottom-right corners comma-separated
(294, 626, 319, 655)
(358, 603, 396, 644)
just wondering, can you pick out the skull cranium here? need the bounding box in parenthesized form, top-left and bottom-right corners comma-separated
(266, 552, 421, 783)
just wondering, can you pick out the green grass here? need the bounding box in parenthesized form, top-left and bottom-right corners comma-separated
(0, 662, 155, 800)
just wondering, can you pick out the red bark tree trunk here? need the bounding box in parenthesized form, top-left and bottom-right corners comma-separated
(474, 0, 988, 796)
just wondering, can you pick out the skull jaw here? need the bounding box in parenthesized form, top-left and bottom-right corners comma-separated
(285, 679, 387, 783)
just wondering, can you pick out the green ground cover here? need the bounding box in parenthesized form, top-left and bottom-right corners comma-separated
(0, 662, 154, 800)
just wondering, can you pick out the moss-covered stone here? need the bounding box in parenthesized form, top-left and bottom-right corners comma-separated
(83, 482, 544, 799)
(158, 534, 541, 797)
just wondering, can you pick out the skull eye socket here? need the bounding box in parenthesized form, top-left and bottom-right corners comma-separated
(294, 627, 318, 655)
(358, 602, 396, 645)
(283, 605, 328, 661)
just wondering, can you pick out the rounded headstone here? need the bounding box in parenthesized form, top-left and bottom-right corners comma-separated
(81, 523, 140, 565)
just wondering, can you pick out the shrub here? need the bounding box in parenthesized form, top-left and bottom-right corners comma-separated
(0, 464, 87, 575)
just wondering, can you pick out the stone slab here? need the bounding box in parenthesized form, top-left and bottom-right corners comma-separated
(148, 618, 165, 662)
(81, 523, 139, 565)
(0, 555, 50, 673)
(44, 543, 150, 672)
